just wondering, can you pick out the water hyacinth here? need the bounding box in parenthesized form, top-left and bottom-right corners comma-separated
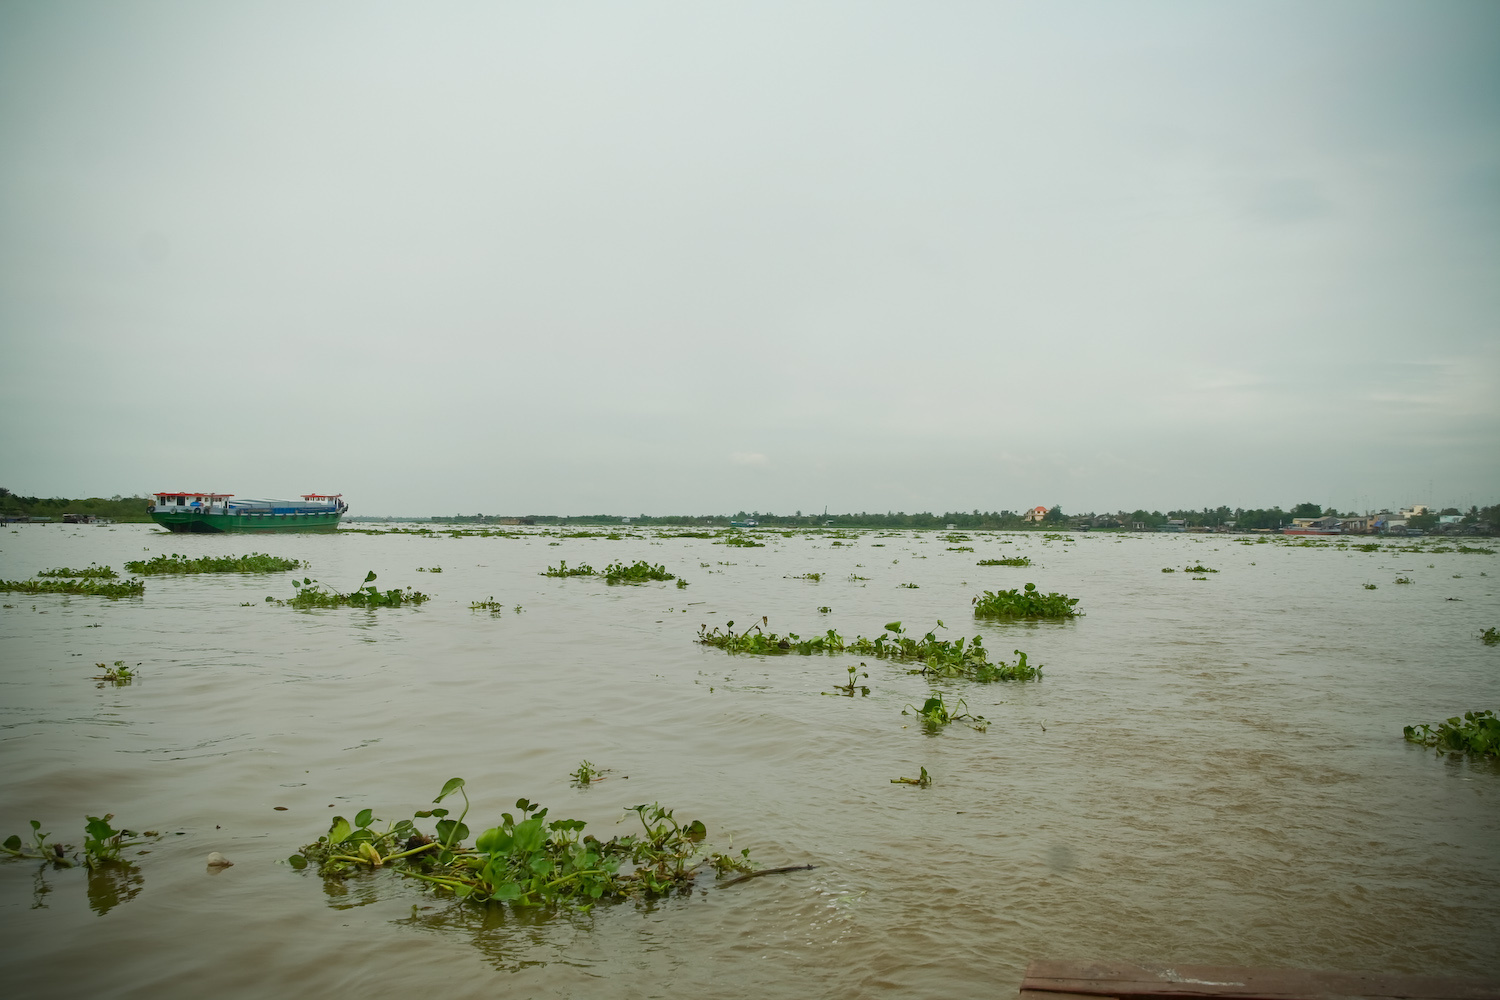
(971, 583, 1081, 619)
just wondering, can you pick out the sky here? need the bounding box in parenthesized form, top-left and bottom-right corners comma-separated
(1, 1, 1496, 517)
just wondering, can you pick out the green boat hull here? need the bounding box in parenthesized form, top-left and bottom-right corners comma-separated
(150, 510, 343, 533)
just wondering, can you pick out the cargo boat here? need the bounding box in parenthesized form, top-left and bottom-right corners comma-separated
(148, 493, 346, 533)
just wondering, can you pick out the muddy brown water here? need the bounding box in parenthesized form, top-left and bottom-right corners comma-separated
(1, 524, 1497, 998)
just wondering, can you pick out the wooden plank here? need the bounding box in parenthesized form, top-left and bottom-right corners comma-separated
(1021, 990, 1121, 1000)
(1021, 961, 1500, 1000)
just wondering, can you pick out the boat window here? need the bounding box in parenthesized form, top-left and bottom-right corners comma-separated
(177, 497, 185, 506)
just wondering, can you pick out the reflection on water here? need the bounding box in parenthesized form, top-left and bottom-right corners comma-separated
(396, 899, 586, 973)
(0, 523, 1497, 998)
(4, 858, 144, 916)
(86, 862, 144, 916)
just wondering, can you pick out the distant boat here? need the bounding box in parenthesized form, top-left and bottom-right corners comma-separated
(729, 519, 758, 528)
(148, 492, 346, 533)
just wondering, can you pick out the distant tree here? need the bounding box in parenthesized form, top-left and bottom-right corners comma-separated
(1290, 502, 1324, 519)
(1043, 505, 1065, 523)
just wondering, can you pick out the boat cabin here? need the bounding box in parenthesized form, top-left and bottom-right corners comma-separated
(152, 492, 233, 513)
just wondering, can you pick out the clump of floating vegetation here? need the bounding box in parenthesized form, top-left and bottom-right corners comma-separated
(1457, 545, 1497, 555)
(1394, 576, 1413, 585)
(38, 565, 118, 579)
(898, 582, 920, 589)
(93, 660, 139, 685)
(1183, 565, 1218, 574)
(823, 663, 870, 697)
(602, 561, 677, 585)
(947, 546, 974, 552)
(717, 535, 765, 548)
(3, 814, 154, 868)
(785, 572, 822, 582)
(1364, 583, 1378, 590)
(569, 761, 607, 786)
(978, 557, 1031, 567)
(697, 618, 1040, 683)
(542, 560, 596, 578)
(470, 598, 522, 614)
(1403, 710, 1498, 758)
(891, 767, 931, 787)
(972, 583, 1081, 620)
(124, 553, 303, 574)
(416, 566, 442, 573)
(0, 577, 144, 599)
(904, 694, 987, 732)
(1480, 627, 1499, 646)
(290, 778, 756, 908)
(1161, 567, 1175, 573)
(282, 572, 429, 609)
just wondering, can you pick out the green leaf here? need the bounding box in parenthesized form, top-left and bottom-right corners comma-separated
(328, 816, 351, 845)
(884, 621, 902, 633)
(491, 881, 522, 901)
(511, 816, 546, 854)
(364, 571, 377, 583)
(434, 777, 466, 803)
(434, 819, 469, 845)
(288, 854, 308, 870)
(354, 809, 374, 829)
(476, 826, 513, 855)
(84, 815, 118, 842)
(3, 835, 20, 851)
(685, 819, 707, 842)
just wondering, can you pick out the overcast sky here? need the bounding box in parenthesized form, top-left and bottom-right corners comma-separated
(2, 1, 1496, 516)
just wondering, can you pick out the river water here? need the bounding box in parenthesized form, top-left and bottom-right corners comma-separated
(1, 523, 1496, 998)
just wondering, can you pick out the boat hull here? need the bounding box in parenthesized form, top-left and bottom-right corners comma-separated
(150, 510, 342, 533)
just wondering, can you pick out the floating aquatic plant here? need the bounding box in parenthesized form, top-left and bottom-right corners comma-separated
(978, 557, 1031, 567)
(1457, 545, 1497, 555)
(822, 663, 870, 697)
(0, 577, 144, 598)
(124, 553, 302, 574)
(290, 778, 756, 909)
(1403, 710, 1499, 758)
(697, 618, 1037, 683)
(1394, 577, 1413, 585)
(542, 560, 596, 578)
(37, 565, 118, 579)
(890, 767, 931, 787)
(569, 761, 607, 785)
(972, 583, 1081, 619)
(602, 561, 676, 584)
(1183, 565, 1218, 574)
(1481, 627, 1499, 646)
(1363, 583, 1378, 590)
(282, 572, 429, 609)
(3, 814, 154, 869)
(92, 660, 138, 685)
(903, 694, 987, 732)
